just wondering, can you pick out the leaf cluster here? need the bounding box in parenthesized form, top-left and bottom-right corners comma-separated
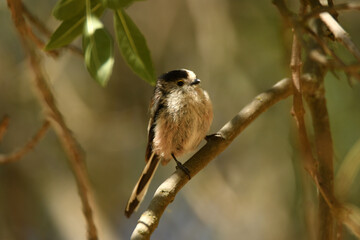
(46, 0, 155, 86)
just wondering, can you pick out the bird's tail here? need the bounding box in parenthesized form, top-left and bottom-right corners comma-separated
(125, 152, 160, 218)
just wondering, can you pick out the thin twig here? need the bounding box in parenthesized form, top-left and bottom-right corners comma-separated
(290, 33, 318, 177)
(0, 115, 10, 142)
(274, 0, 360, 81)
(302, 2, 360, 22)
(288, 2, 325, 237)
(22, 4, 52, 37)
(130, 78, 294, 240)
(319, 12, 360, 61)
(272, 0, 308, 47)
(0, 121, 50, 163)
(304, 26, 360, 82)
(22, 2, 83, 57)
(7, 1, 98, 239)
(334, 62, 360, 72)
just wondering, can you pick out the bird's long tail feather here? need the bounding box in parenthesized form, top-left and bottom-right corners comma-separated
(125, 152, 160, 217)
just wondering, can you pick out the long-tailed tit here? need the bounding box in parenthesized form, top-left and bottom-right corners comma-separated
(125, 69, 213, 217)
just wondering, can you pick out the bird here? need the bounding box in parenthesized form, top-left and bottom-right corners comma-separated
(125, 69, 213, 218)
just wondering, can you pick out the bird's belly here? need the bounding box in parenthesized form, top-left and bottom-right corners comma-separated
(152, 106, 206, 164)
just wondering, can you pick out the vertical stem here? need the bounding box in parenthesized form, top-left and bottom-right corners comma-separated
(305, 83, 334, 240)
(301, 1, 335, 238)
(290, 34, 318, 177)
(290, 33, 320, 240)
(304, 1, 335, 238)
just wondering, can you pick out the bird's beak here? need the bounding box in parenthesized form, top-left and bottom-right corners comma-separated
(190, 78, 201, 85)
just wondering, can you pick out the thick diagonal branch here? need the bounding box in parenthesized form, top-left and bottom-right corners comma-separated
(130, 78, 293, 240)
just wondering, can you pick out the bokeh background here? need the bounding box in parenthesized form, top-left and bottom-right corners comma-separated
(1, 0, 360, 239)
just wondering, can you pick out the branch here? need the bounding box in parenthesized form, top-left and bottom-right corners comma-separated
(304, 26, 360, 82)
(274, 0, 360, 82)
(7, 1, 98, 239)
(305, 77, 335, 240)
(319, 12, 360, 61)
(276, 1, 360, 238)
(22, 3, 83, 57)
(290, 33, 318, 177)
(278, 0, 351, 231)
(302, 2, 360, 22)
(130, 78, 293, 240)
(0, 115, 10, 142)
(22, 4, 51, 37)
(303, 8, 335, 240)
(0, 121, 50, 164)
(21, 2, 83, 57)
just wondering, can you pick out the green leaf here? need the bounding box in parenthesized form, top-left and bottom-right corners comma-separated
(45, 2, 104, 51)
(52, 0, 85, 20)
(83, 15, 114, 86)
(114, 9, 156, 85)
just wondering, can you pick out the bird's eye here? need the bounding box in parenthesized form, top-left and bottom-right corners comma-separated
(177, 80, 184, 86)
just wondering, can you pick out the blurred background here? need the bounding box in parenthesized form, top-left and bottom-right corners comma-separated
(1, 0, 360, 239)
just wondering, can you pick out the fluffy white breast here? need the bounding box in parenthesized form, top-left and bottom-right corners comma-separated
(152, 84, 213, 164)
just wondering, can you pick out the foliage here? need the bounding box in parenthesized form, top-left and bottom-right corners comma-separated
(46, 0, 156, 86)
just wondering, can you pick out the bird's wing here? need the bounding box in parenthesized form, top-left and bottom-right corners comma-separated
(145, 88, 164, 162)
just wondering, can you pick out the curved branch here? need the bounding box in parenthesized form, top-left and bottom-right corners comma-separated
(0, 121, 50, 164)
(130, 78, 293, 240)
(7, 1, 98, 239)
